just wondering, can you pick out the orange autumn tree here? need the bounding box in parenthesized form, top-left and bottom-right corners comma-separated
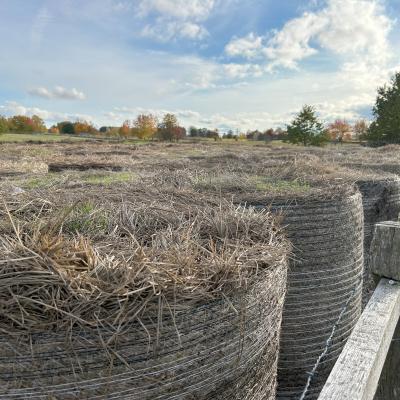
(133, 114, 158, 140)
(74, 120, 97, 135)
(48, 126, 59, 134)
(328, 119, 352, 142)
(119, 120, 131, 139)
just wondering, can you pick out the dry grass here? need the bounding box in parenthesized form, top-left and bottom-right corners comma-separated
(0, 190, 289, 336)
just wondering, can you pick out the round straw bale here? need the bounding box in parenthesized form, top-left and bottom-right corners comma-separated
(237, 185, 364, 400)
(0, 201, 289, 400)
(258, 159, 400, 306)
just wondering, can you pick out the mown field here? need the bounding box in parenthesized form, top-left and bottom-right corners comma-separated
(1, 138, 400, 399)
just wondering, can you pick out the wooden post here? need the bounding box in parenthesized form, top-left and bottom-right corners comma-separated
(371, 221, 400, 400)
(370, 221, 400, 281)
(318, 221, 400, 400)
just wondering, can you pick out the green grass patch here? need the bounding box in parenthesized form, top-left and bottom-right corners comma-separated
(65, 202, 109, 234)
(19, 174, 60, 189)
(0, 133, 87, 143)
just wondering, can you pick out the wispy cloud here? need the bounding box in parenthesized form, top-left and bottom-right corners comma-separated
(225, 33, 264, 59)
(28, 86, 86, 100)
(30, 7, 52, 48)
(141, 19, 208, 41)
(137, 0, 215, 20)
(137, 0, 215, 40)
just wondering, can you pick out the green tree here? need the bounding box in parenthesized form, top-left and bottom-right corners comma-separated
(0, 116, 8, 133)
(157, 113, 179, 141)
(286, 105, 328, 146)
(367, 72, 400, 144)
(57, 121, 75, 134)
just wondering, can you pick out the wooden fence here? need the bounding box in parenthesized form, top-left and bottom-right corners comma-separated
(318, 221, 400, 400)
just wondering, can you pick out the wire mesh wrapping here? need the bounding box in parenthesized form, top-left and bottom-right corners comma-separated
(239, 187, 364, 400)
(0, 198, 289, 400)
(0, 265, 287, 400)
(355, 178, 400, 304)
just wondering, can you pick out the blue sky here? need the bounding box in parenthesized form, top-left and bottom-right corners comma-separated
(0, 0, 399, 131)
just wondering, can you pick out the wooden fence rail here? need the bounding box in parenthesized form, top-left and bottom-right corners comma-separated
(318, 221, 400, 400)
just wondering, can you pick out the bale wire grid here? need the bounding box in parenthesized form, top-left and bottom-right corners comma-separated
(246, 189, 364, 400)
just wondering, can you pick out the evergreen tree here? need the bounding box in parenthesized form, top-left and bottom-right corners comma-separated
(57, 121, 75, 134)
(367, 72, 400, 144)
(286, 105, 328, 146)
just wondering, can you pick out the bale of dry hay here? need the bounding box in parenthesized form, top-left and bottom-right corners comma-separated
(268, 159, 400, 306)
(234, 184, 363, 400)
(0, 198, 289, 400)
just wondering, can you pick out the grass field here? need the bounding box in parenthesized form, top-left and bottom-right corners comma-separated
(0, 133, 89, 142)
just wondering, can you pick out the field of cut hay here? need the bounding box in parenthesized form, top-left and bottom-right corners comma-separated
(1, 140, 400, 399)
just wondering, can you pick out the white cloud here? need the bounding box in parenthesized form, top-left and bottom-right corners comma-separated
(28, 87, 53, 99)
(225, 0, 394, 73)
(138, 0, 215, 40)
(265, 12, 327, 70)
(28, 86, 86, 100)
(316, 93, 375, 121)
(317, 0, 392, 61)
(223, 63, 263, 79)
(225, 33, 264, 59)
(137, 0, 215, 20)
(142, 20, 208, 41)
(0, 101, 93, 123)
(219, 0, 396, 123)
(266, 0, 393, 72)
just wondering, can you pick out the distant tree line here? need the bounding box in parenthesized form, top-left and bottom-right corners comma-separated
(0, 115, 47, 133)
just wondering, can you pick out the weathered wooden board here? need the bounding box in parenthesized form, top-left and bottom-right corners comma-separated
(370, 221, 400, 281)
(318, 278, 400, 400)
(374, 321, 400, 400)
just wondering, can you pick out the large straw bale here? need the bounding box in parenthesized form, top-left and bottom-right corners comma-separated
(234, 186, 364, 400)
(0, 195, 289, 400)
